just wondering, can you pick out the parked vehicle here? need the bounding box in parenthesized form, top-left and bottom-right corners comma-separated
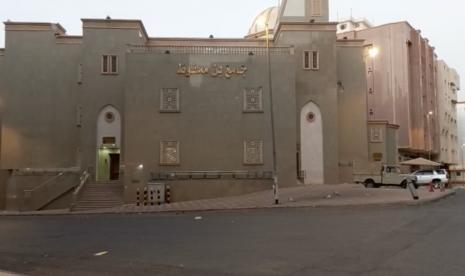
(353, 162, 418, 188)
(410, 169, 449, 187)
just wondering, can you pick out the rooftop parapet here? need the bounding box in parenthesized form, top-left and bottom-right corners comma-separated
(4, 21, 66, 35)
(81, 18, 148, 40)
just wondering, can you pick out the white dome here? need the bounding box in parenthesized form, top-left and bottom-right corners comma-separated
(248, 6, 278, 37)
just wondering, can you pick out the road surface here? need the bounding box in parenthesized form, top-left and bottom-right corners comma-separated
(0, 190, 464, 276)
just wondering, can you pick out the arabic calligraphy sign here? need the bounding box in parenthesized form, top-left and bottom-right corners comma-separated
(176, 64, 248, 79)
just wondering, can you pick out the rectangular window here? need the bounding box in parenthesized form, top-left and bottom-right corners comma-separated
(303, 51, 319, 70)
(111, 56, 118, 73)
(102, 55, 118, 75)
(303, 51, 310, 70)
(310, 0, 322, 16)
(102, 56, 109, 73)
(312, 51, 319, 69)
(370, 127, 384, 143)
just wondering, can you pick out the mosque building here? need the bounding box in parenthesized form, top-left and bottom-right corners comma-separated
(0, 0, 374, 211)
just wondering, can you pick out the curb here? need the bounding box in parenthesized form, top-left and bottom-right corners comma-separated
(0, 189, 457, 217)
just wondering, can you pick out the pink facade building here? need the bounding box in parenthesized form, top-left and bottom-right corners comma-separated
(337, 20, 439, 160)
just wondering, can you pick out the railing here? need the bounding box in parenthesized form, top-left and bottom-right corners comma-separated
(15, 167, 80, 175)
(22, 168, 81, 211)
(70, 170, 90, 210)
(128, 45, 293, 56)
(151, 171, 274, 181)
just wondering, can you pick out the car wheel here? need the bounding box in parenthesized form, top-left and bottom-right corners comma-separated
(433, 180, 440, 189)
(365, 180, 376, 188)
(401, 181, 408, 189)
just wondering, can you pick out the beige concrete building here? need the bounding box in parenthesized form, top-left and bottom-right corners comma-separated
(0, 0, 371, 211)
(436, 60, 460, 165)
(337, 20, 440, 162)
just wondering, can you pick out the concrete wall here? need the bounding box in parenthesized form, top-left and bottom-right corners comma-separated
(1, 26, 81, 169)
(436, 60, 459, 164)
(78, 24, 146, 177)
(338, 22, 439, 157)
(6, 171, 79, 211)
(367, 122, 399, 165)
(280, 0, 329, 23)
(277, 24, 340, 184)
(336, 42, 369, 182)
(123, 47, 296, 202)
(0, 170, 10, 210)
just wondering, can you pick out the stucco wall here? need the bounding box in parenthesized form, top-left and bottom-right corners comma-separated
(280, 0, 330, 23)
(277, 26, 339, 184)
(1, 29, 81, 169)
(6, 171, 79, 211)
(340, 22, 438, 156)
(0, 170, 9, 210)
(436, 60, 459, 164)
(78, 27, 146, 177)
(336, 43, 369, 182)
(123, 48, 297, 202)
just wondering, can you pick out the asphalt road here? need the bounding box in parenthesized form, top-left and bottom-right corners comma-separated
(0, 190, 464, 276)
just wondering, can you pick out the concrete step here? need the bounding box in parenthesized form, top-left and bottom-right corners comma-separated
(72, 181, 124, 212)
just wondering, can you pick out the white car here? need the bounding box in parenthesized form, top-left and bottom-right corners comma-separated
(411, 169, 449, 187)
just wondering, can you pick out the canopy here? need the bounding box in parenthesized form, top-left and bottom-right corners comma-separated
(400, 158, 442, 167)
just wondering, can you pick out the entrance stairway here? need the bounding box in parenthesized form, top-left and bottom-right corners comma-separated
(72, 181, 124, 212)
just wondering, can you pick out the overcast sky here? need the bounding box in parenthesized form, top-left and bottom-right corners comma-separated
(0, 0, 463, 84)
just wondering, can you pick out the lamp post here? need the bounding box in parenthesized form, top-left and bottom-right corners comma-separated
(427, 111, 434, 160)
(258, 15, 279, 205)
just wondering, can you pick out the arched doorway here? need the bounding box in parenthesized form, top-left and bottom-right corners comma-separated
(96, 106, 121, 182)
(300, 101, 324, 184)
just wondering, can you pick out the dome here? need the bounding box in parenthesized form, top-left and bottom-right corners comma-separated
(247, 6, 278, 38)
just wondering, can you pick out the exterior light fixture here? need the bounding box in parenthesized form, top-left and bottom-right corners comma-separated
(368, 47, 379, 58)
(137, 164, 144, 170)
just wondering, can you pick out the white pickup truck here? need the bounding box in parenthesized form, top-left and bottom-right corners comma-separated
(353, 162, 418, 188)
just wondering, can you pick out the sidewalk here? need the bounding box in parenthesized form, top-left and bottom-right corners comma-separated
(0, 184, 458, 216)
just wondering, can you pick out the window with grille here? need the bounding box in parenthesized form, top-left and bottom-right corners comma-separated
(102, 55, 118, 74)
(310, 0, 322, 16)
(303, 50, 320, 70)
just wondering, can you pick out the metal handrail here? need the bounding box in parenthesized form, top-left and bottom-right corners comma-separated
(70, 170, 90, 210)
(15, 167, 80, 176)
(24, 172, 66, 194)
(151, 170, 274, 180)
(21, 168, 82, 211)
(73, 170, 90, 197)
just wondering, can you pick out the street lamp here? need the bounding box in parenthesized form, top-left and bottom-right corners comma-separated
(427, 111, 434, 160)
(257, 15, 279, 205)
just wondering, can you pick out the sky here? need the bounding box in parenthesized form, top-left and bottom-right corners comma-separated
(0, 0, 463, 84)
